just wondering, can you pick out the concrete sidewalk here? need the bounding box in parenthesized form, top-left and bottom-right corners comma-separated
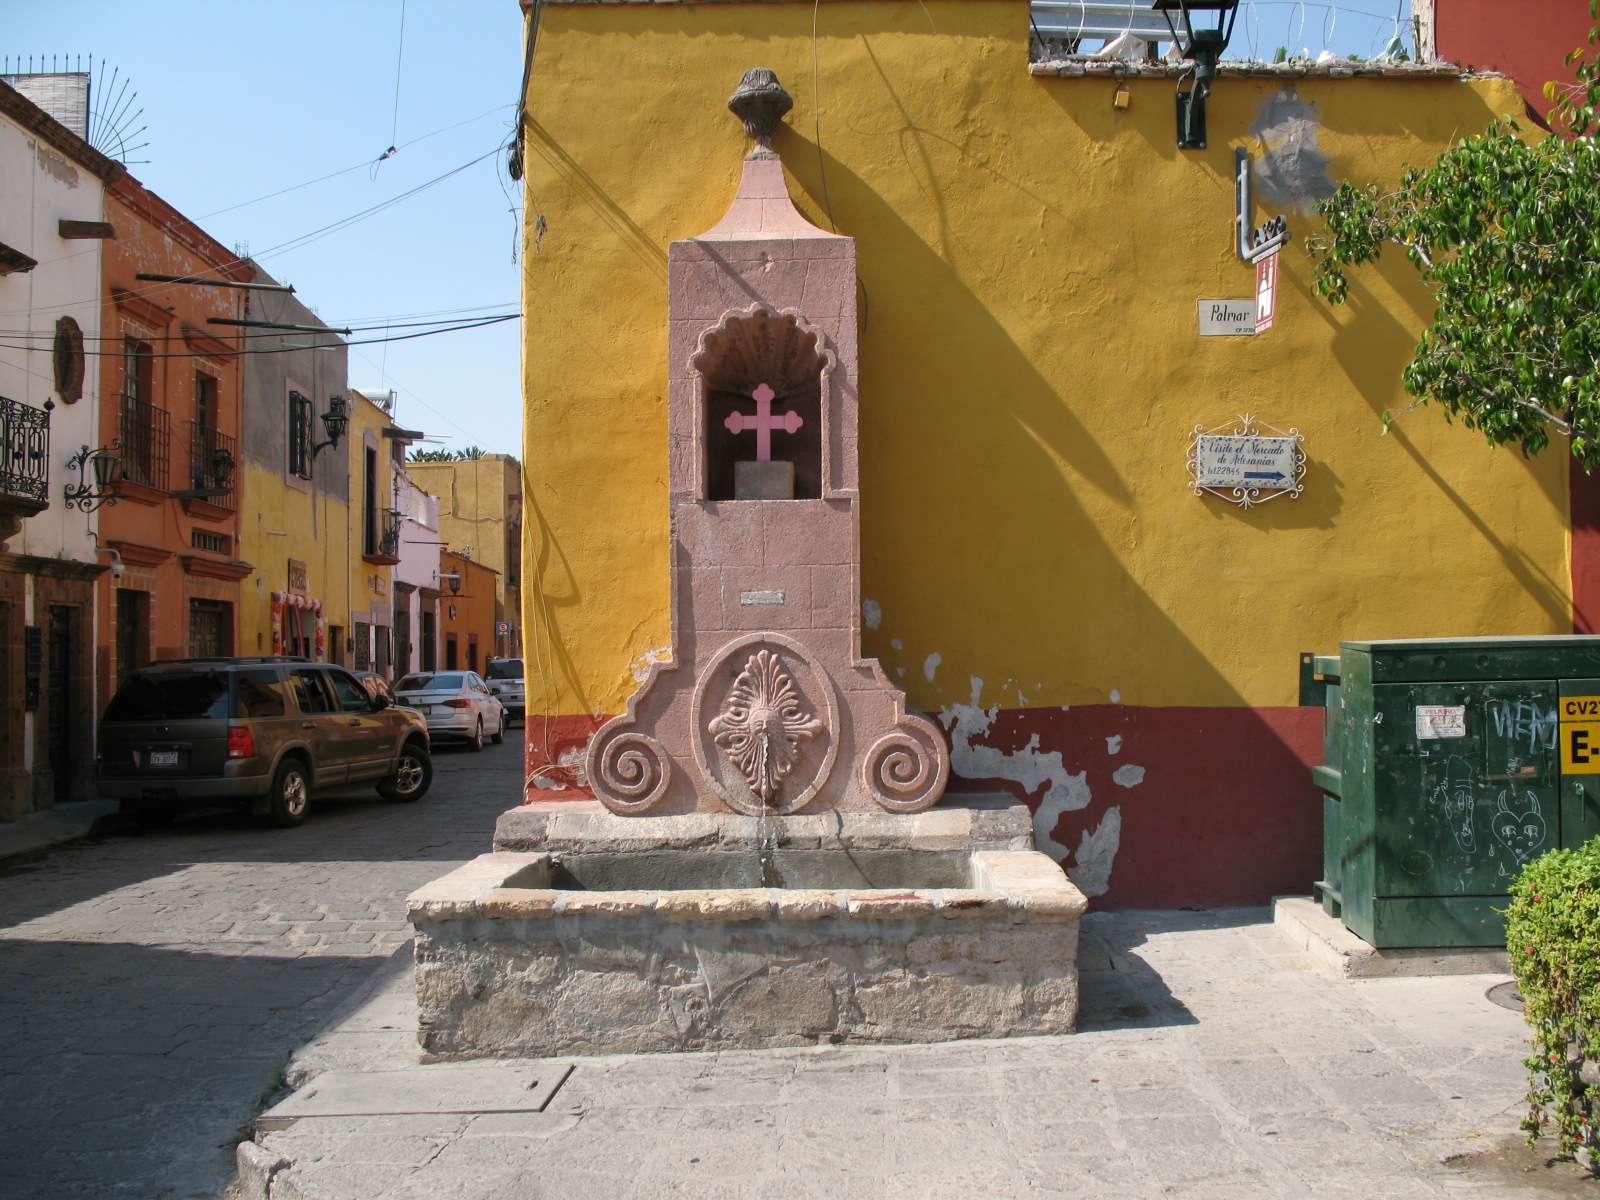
(234, 908, 1589, 1200)
(0, 798, 118, 864)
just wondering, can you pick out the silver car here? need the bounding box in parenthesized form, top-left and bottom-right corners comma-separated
(393, 671, 506, 751)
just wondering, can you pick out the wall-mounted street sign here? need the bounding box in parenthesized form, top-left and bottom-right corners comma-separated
(1198, 299, 1257, 336)
(1187, 415, 1306, 508)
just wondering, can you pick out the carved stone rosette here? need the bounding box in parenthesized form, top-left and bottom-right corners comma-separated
(708, 649, 823, 807)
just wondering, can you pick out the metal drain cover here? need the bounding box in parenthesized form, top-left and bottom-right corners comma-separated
(1486, 981, 1524, 1012)
(258, 1063, 575, 1132)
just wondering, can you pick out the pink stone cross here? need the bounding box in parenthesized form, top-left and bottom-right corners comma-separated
(724, 383, 802, 462)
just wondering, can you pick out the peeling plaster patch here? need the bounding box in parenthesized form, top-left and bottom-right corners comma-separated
(1069, 807, 1122, 898)
(862, 599, 882, 630)
(923, 652, 942, 683)
(1250, 89, 1339, 214)
(629, 645, 672, 683)
(1110, 689, 1121, 704)
(1106, 735, 1122, 755)
(532, 744, 589, 790)
(1112, 763, 1145, 789)
(34, 143, 80, 187)
(890, 638, 902, 650)
(940, 676, 1091, 863)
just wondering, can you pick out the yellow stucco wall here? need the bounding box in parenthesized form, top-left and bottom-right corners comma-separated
(519, 0, 1567, 721)
(237, 464, 352, 657)
(348, 393, 396, 653)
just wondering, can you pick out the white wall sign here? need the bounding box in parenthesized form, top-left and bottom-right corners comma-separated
(1197, 299, 1257, 336)
(1187, 415, 1305, 507)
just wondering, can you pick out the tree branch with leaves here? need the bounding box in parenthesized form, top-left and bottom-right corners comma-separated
(1306, 8, 1600, 467)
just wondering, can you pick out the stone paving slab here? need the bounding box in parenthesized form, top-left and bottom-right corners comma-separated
(236, 906, 1591, 1200)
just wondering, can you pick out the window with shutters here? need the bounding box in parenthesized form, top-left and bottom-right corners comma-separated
(288, 390, 313, 480)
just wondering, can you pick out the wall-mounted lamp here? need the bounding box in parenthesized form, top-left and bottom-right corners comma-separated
(438, 571, 462, 596)
(64, 441, 123, 512)
(211, 445, 236, 487)
(1155, 0, 1240, 149)
(313, 394, 349, 455)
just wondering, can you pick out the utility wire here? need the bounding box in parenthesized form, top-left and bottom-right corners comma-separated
(0, 313, 518, 360)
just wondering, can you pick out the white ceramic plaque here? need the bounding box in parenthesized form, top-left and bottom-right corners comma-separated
(1197, 299, 1257, 336)
(1187, 416, 1306, 508)
(1193, 435, 1299, 490)
(1416, 705, 1467, 739)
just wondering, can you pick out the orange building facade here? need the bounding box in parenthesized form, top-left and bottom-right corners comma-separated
(438, 549, 498, 677)
(96, 175, 253, 702)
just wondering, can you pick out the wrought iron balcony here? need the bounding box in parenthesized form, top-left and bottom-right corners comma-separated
(0, 393, 50, 513)
(175, 421, 237, 510)
(117, 394, 171, 491)
(363, 507, 404, 565)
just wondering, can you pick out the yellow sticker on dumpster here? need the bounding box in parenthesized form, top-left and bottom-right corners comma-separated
(1561, 696, 1600, 720)
(1563, 722, 1600, 774)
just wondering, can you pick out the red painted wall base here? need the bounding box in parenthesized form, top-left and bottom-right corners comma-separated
(523, 703, 1324, 910)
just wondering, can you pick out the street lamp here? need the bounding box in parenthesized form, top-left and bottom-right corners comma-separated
(313, 394, 348, 455)
(1154, 0, 1240, 149)
(64, 441, 123, 512)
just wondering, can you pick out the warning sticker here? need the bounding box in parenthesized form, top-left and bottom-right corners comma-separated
(1563, 723, 1600, 774)
(1416, 706, 1467, 740)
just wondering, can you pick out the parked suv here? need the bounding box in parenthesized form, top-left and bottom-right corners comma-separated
(97, 657, 433, 827)
(484, 657, 525, 724)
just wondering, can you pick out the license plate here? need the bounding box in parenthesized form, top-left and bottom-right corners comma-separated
(149, 751, 179, 766)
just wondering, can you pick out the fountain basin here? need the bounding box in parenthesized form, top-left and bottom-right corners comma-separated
(409, 824, 1088, 1059)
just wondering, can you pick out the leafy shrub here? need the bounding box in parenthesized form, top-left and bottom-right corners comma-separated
(1507, 837, 1600, 1157)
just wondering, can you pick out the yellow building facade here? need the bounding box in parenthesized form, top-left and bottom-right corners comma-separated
(516, 0, 1567, 907)
(404, 453, 523, 658)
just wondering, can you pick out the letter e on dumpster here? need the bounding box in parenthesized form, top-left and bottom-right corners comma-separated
(1560, 695, 1600, 774)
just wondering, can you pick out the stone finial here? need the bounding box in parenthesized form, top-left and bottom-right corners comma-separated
(728, 68, 793, 147)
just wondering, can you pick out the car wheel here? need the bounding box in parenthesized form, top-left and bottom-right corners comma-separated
(490, 712, 505, 745)
(378, 742, 433, 803)
(467, 718, 484, 752)
(266, 758, 312, 828)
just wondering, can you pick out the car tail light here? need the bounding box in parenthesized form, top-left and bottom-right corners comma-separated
(444, 699, 472, 709)
(227, 727, 256, 759)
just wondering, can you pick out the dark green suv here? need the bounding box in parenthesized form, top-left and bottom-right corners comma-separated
(97, 656, 433, 827)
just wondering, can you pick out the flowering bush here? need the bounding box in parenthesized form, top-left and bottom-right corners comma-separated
(1507, 837, 1600, 1157)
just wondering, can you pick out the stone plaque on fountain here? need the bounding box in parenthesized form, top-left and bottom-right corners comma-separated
(581, 68, 950, 818)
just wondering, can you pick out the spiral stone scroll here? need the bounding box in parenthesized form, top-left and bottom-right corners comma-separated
(860, 714, 950, 814)
(588, 728, 674, 815)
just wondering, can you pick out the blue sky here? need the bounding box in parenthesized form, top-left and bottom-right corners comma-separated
(7, 0, 1408, 462)
(9, 0, 526, 456)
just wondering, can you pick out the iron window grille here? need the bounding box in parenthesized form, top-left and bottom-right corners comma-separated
(0, 393, 50, 505)
(117, 394, 170, 490)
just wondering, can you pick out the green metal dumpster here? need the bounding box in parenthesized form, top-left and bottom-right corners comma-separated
(1302, 636, 1600, 948)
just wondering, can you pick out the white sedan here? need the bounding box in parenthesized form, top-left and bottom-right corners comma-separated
(392, 671, 506, 751)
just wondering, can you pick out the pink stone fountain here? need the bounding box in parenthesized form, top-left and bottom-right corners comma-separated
(582, 67, 951, 818)
(410, 73, 1084, 1060)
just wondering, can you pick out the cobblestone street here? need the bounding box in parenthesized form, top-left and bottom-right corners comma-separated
(0, 732, 526, 1200)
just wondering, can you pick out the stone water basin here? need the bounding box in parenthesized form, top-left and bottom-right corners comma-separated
(408, 801, 1088, 1058)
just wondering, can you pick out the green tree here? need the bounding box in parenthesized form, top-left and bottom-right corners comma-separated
(1306, 11, 1600, 466)
(407, 444, 491, 463)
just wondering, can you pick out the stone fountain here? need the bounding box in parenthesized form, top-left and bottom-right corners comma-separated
(408, 70, 1087, 1058)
